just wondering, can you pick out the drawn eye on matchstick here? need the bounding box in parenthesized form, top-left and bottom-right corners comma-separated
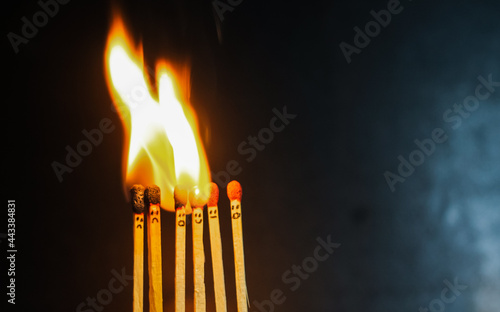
(231, 204, 241, 219)
(189, 186, 209, 311)
(173, 186, 188, 311)
(145, 185, 163, 311)
(151, 206, 160, 223)
(207, 182, 228, 312)
(135, 216, 144, 229)
(131, 185, 146, 231)
(175, 186, 188, 228)
(130, 184, 146, 312)
(177, 212, 186, 227)
(227, 180, 248, 312)
(194, 211, 203, 224)
(208, 207, 218, 218)
(190, 186, 207, 225)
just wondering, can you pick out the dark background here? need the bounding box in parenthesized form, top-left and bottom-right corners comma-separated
(2, 0, 500, 311)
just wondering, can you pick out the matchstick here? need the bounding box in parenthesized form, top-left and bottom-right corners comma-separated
(190, 187, 208, 312)
(174, 186, 188, 312)
(131, 185, 145, 312)
(146, 185, 163, 312)
(207, 183, 227, 312)
(227, 180, 248, 312)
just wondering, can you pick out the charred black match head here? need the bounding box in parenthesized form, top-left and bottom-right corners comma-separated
(130, 184, 145, 214)
(174, 186, 188, 208)
(145, 185, 161, 205)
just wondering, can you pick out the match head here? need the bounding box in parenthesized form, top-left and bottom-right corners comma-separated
(189, 186, 208, 209)
(207, 182, 219, 207)
(130, 184, 145, 214)
(174, 186, 188, 208)
(145, 185, 161, 205)
(227, 180, 242, 201)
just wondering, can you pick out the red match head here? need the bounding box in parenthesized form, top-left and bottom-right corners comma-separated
(227, 180, 242, 201)
(207, 183, 219, 207)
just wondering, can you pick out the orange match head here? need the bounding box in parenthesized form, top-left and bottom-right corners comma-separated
(189, 186, 208, 209)
(227, 180, 242, 201)
(130, 184, 145, 214)
(174, 186, 188, 208)
(145, 185, 161, 205)
(207, 182, 219, 207)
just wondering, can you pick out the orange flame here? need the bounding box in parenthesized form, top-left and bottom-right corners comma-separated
(104, 15, 210, 211)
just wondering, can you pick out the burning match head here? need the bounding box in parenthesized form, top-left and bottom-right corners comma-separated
(227, 180, 242, 201)
(207, 182, 219, 207)
(174, 186, 188, 208)
(145, 185, 161, 205)
(130, 184, 145, 214)
(189, 186, 208, 209)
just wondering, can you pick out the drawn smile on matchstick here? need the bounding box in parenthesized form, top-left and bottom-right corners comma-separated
(194, 211, 203, 224)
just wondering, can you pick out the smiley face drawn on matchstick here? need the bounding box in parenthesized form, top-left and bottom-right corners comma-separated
(231, 204, 241, 219)
(208, 206, 218, 219)
(136, 215, 144, 229)
(193, 209, 203, 224)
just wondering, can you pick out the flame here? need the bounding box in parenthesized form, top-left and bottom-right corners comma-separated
(104, 15, 210, 211)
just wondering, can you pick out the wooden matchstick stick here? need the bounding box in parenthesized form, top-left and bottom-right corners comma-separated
(207, 183, 227, 312)
(227, 180, 248, 312)
(174, 186, 188, 312)
(131, 185, 146, 312)
(146, 185, 163, 312)
(190, 187, 208, 312)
